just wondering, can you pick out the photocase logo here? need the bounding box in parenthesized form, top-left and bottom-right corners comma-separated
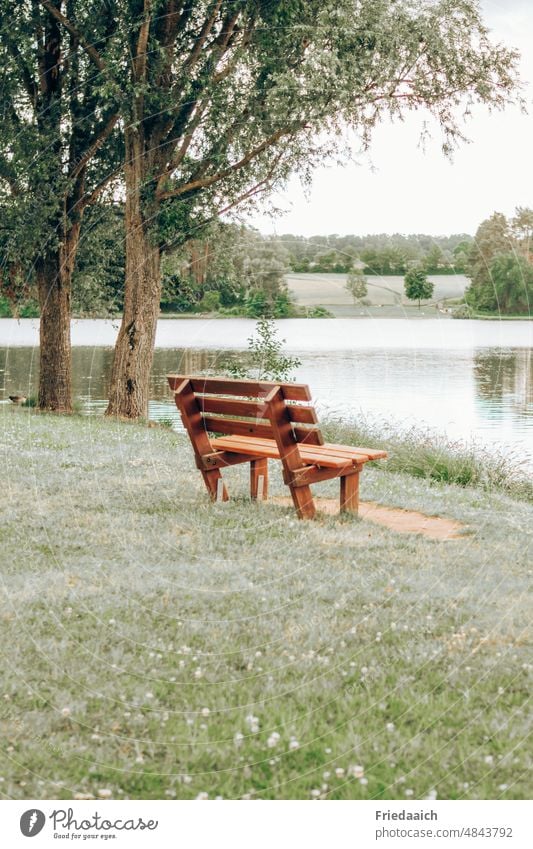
(20, 809, 46, 837)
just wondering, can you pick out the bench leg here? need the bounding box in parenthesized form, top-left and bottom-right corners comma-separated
(250, 458, 268, 500)
(201, 469, 229, 502)
(340, 471, 359, 514)
(290, 484, 316, 519)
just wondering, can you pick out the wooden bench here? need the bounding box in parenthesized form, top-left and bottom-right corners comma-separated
(167, 375, 387, 520)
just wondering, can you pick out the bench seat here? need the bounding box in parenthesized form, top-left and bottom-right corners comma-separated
(211, 435, 387, 468)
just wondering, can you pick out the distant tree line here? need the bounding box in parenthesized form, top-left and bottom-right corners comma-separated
(276, 233, 473, 275)
(4, 209, 532, 322)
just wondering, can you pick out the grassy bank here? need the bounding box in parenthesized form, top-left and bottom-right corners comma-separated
(323, 419, 533, 503)
(1, 408, 531, 800)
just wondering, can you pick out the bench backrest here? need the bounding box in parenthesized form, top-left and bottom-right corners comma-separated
(167, 375, 324, 462)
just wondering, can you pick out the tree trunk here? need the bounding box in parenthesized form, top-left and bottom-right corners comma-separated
(105, 129, 161, 419)
(36, 179, 84, 413)
(36, 250, 73, 413)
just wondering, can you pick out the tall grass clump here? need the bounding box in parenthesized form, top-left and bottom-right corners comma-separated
(322, 417, 533, 503)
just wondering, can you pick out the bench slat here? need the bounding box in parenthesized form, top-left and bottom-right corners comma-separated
(202, 415, 322, 445)
(197, 395, 270, 419)
(202, 416, 274, 439)
(167, 374, 311, 402)
(211, 435, 367, 469)
(316, 442, 388, 461)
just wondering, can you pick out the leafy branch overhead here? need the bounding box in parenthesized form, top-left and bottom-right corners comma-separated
(24, 0, 521, 247)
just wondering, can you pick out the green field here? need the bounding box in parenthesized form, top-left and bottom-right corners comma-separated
(0, 409, 531, 800)
(286, 273, 469, 318)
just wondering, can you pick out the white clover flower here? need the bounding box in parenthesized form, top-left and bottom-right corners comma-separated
(310, 789, 320, 798)
(194, 668, 203, 679)
(425, 788, 438, 800)
(234, 731, 244, 747)
(98, 789, 112, 798)
(289, 738, 300, 751)
(404, 788, 414, 797)
(335, 767, 345, 778)
(484, 755, 494, 765)
(61, 707, 71, 717)
(386, 722, 395, 732)
(201, 707, 210, 717)
(348, 765, 364, 779)
(245, 714, 260, 733)
(323, 771, 331, 780)
(145, 692, 154, 700)
(360, 777, 368, 786)
(196, 792, 209, 800)
(182, 775, 192, 784)
(267, 732, 281, 748)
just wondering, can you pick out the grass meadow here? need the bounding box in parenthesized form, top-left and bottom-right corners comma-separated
(0, 407, 531, 800)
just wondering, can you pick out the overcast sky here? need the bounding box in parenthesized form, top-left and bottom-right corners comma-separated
(246, 1, 533, 237)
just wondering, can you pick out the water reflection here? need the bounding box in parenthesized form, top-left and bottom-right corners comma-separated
(1, 345, 532, 462)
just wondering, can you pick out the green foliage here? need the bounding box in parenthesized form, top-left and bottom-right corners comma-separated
(465, 208, 533, 314)
(489, 254, 533, 315)
(0, 293, 39, 317)
(452, 240, 472, 273)
(73, 205, 125, 316)
(307, 306, 334, 318)
(18, 300, 39, 318)
(404, 267, 435, 307)
(345, 269, 368, 303)
(198, 291, 221, 313)
(0, 295, 11, 317)
(160, 223, 295, 317)
(224, 317, 301, 382)
(451, 303, 475, 320)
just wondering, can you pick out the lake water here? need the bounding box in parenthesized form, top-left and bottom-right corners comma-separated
(1, 317, 532, 467)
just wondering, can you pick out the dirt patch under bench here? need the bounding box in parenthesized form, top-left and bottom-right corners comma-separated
(272, 497, 466, 540)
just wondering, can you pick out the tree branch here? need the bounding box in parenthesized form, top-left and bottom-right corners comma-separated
(82, 165, 122, 207)
(37, 0, 106, 71)
(181, 0, 223, 77)
(134, 0, 151, 82)
(156, 126, 293, 200)
(70, 113, 120, 179)
(5, 40, 38, 103)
